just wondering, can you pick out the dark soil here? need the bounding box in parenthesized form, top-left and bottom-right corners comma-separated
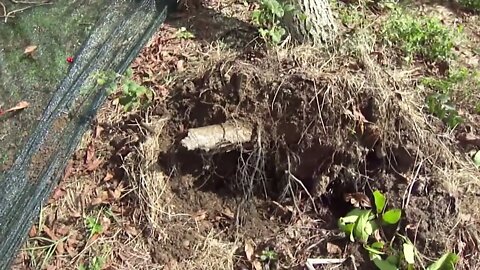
(142, 51, 469, 269)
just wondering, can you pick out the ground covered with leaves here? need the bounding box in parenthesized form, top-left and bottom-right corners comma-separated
(11, 0, 480, 269)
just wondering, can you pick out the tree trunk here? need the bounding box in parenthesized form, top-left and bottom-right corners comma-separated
(283, 0, 337, 44)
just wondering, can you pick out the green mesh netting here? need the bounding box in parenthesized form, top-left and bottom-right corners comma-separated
(0, 0, 172, 267)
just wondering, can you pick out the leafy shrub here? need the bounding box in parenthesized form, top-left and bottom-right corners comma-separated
(383, 8, 461, 62)
(251, 0, 296, 44)
(422, 68, 480, 129)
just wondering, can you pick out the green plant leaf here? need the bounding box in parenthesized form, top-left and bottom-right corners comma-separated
(354, 210, 372, 243)
(364, 242, 385, 258)
(426, 252, 459, 270)
(373, 190, 386, 214)
(403, 242, 415, 265)
(473, 150, 480, 167)
(382, 209, 402, 224)
(386, 255, 399, 266)
(373, 258, 399, 270)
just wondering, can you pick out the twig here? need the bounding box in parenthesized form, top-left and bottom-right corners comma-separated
(1, 0, 51, 23)
(0, 2, 6, 16)
(402, 158, 424, 209)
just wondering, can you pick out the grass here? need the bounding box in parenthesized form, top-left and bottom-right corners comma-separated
(421, 67, 480, 128)
(383, 7, 461, 62)
(459, 0, 480, 12)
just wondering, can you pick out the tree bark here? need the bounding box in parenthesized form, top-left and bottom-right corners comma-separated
(283, 0, 337, 44)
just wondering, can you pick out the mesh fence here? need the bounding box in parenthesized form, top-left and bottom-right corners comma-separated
(0, 0, 171, 267)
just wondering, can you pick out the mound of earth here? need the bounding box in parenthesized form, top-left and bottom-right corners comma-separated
(122, 44, 480, 269)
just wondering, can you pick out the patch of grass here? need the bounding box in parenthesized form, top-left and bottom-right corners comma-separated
(459, 0, 480, 12)
(85, 215, 103, 239)
(23, 235, 69, 269)
(383, 7, 461, 62)
(175, 27, 195, 40)
(422, 67, 480, 128)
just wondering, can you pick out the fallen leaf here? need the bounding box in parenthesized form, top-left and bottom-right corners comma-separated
(42, 226, 58, 241)
(51, 187, 66, 200)
(94, 125, 104, 139)
(62, 160, 74, 181)
(91, 197, 104, 206)
(65, 244, 77, 257)
(70, 211, 82, 218)
(344, 192, 372, 208)
(4, 101, 29, 113)
(24, 45, 37, 55)
(85, 158, 103, 172)
(222, 207, 235, 219)
(252, 260, 262, 270)
(125, 225, 139, 237)
(84, 141, 95, 165)
(193, 210, 207, 221)
(457, 132, 480, 147)
(103, 172, 114, 182)
(176, 60, 184, 72)
(56, 240, 65, 255)
(327, 242, 342, 254)
(56, 226, 69, 236)
(28, 226, 37, 237)
(102, 217, 111, 233)
(245, 239, 255, 261)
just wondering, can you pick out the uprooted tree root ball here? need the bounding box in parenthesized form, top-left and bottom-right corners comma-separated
(125, 45, 480, 269)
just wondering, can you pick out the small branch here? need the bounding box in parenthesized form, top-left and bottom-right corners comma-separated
(1, 0, 51, 23)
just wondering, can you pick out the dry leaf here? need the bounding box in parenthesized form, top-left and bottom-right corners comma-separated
(94, 125, 104, 139)
(56, 240, 65, 255)
(65, 244, 77, 257)
(457, 132, 480, 147)
(24, 45, 37, 55)
(28, 226, 37, 237)
(103, 172, 114, 182)
(252, 260, 262, 270)
(42, 226, 58, 241)
(176, 60, 184, 72)
(245, 239, 255, 261)
(222, 207, 235, 219)
(4, 101, 29, 113)
(91, 197, 103, 206)
(51, 187, 66, 200)
(70, 211, 82, 218)
(56, 226, 69, 236)
(85, 158, 103, 172)
(193, 210, 207, 221)
(85, 141, 95, 165)
(62, 160, 74, 181)
(326, 242, 342, 254)
(344, 192, 372, 208)
(125, 225, 139, 236)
